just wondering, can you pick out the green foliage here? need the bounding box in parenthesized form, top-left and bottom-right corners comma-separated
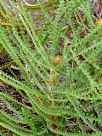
(0, 0, 102, 135)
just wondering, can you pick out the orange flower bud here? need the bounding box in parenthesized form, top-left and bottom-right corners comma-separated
(54, 55, 61, 65)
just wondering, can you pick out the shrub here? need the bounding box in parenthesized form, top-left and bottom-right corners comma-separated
(0, 0, 102, 135)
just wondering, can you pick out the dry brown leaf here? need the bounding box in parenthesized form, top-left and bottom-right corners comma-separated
(0, 82, 5, 87)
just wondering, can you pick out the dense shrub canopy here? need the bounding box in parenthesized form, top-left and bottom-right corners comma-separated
(0, 0, 102, 135)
